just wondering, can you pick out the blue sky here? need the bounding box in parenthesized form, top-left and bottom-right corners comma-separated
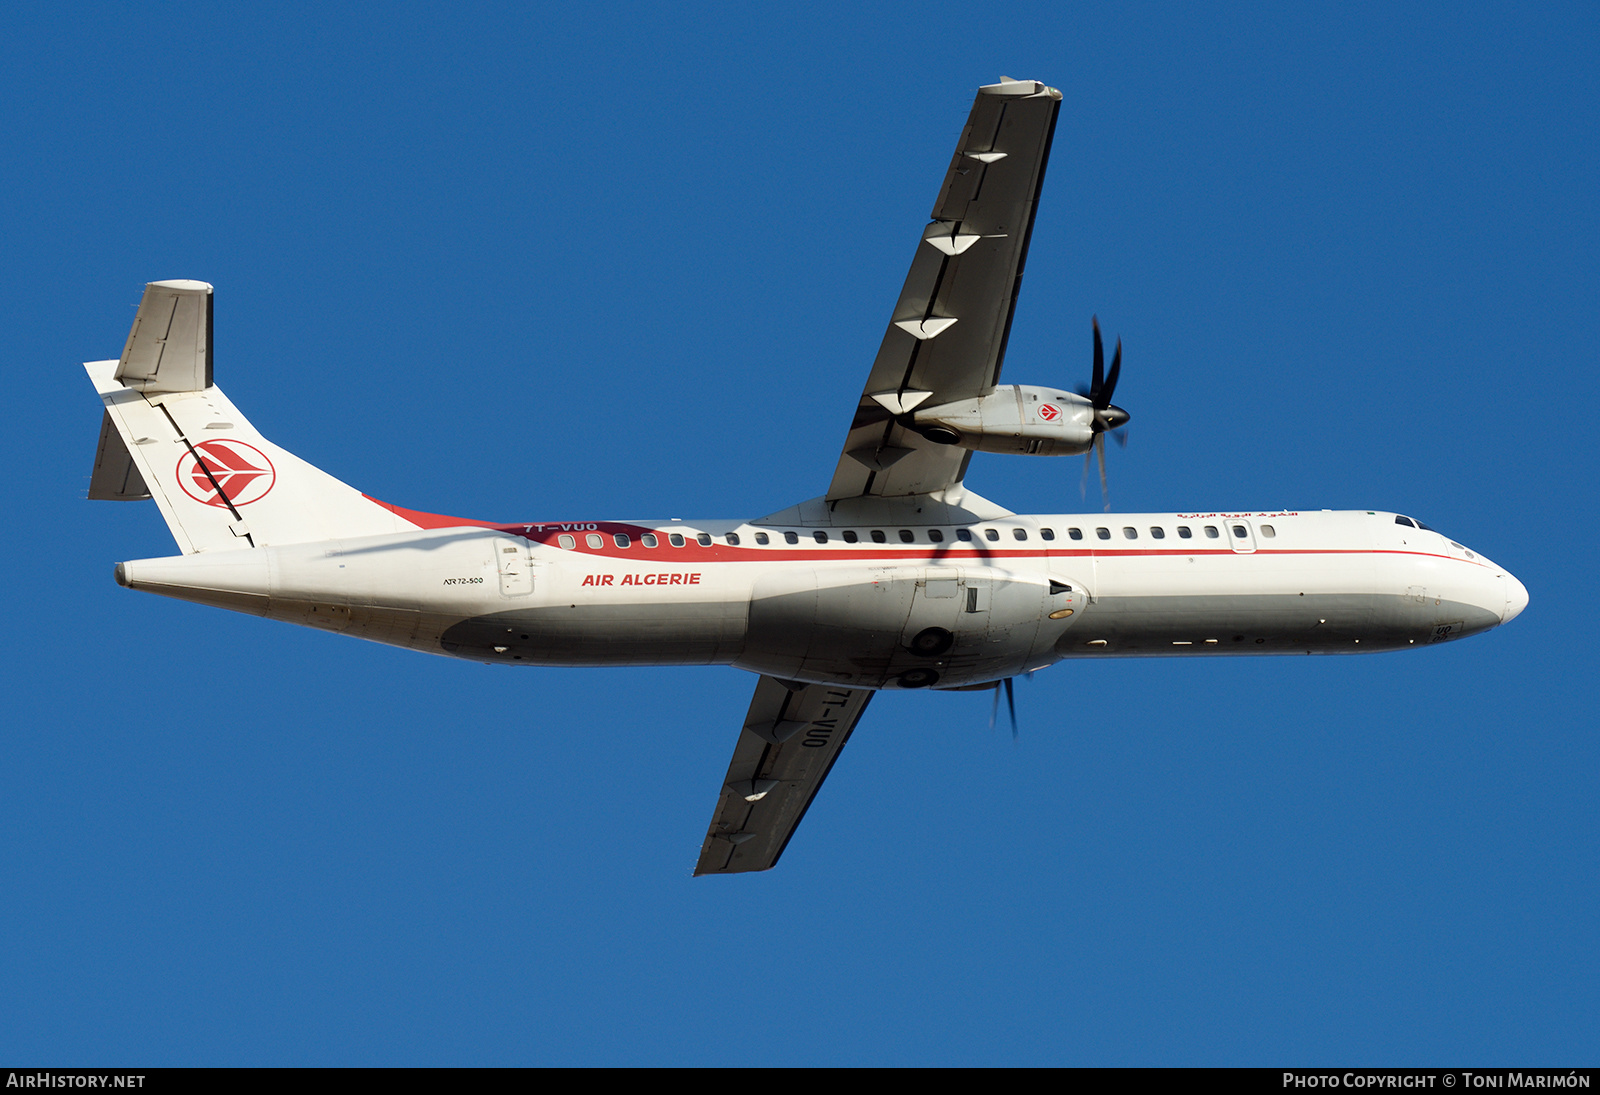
(3, 1, 1595, 1065)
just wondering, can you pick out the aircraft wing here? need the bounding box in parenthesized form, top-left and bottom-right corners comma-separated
(826, 78, 1061, 502)
(694, 677, 874, 875)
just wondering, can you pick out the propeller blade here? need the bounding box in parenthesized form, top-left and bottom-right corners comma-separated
(1101, 338, 1122, 408)
(1096, 432, 1109, 510)
(1113, 424, 1129, 449)
(1091, 317, 1104, 400)
(1081, 447, 1091, 500)
(989, 684, 1001, 731)
(1004, 677, 1018, 741)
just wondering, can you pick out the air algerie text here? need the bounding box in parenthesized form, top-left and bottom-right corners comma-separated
(581, 573, 701, 586)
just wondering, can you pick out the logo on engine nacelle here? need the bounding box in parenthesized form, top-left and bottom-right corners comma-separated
(176, 440, 277, 508)
(1037, 403, 1061, 422)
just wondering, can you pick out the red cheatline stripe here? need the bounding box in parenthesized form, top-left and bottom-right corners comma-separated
(358, 505, 1495, 569)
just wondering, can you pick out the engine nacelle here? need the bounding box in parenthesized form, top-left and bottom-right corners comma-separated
(912, 384, 1095, 455)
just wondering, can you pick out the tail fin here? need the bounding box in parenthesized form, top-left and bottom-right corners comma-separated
(87, 281, 421, 553)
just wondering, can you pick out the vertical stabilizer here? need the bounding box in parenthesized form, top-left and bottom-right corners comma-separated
(86, 282, 424, 553)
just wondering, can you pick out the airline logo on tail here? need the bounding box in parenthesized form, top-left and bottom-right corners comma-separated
(176, 440, 277, 508)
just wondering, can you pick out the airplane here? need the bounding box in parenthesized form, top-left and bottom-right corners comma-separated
(84, 77, 1527, 875)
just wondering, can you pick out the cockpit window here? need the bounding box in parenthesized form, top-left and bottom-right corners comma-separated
(1395, 516, 1416, 528)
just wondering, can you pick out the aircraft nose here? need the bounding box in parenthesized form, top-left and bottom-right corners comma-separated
(1502, 572, 1529, 624)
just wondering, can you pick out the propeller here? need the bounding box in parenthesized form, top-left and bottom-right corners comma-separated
(1077, 316, 1131, 511)
(987, 677, 1019, 741)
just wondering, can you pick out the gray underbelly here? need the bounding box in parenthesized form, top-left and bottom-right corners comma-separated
(1056, 592, 1500, 655)
(438, 600, 748, 666)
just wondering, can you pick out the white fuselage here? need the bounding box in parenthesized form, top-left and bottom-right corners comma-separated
(118, 508, 1526, 691)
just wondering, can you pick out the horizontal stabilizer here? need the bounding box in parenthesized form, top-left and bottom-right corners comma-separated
(116, 280, 213, 394)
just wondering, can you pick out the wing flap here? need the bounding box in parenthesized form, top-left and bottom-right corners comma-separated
(694, 677, 873, 875)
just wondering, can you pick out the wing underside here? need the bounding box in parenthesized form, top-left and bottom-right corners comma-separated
(698, 80, 1063, 875)
(695, 677, 874, 875)
(826, 78, 1061, 503)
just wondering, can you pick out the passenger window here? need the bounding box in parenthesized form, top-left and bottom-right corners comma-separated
(1040, 528, 1055, 541)
(1096, 527, 1110, 540)
(899, 529, 915, 543)
(696, 533, 712, 546)
(784, 532, 799, 545)
(1177, 526, 1192, 539)
(1232, 525, 1247, 538)
(1204, 526, 1219, 539)
(1150, 527, 1165, 539)
(1068, 528, 1083, 540)
(1395, 516, 1416, 528)
(1014, 528, 1027, 541)
(984, 528, 1000, 542)
(928, 529, 944, 543)
(754, 532, 769, 545)
(1123, 527, 1137, 539)
(586, 533, 603, 549)
(614, 533, 631, 548)
(558, 534, 576, 549)
(842, 530, 859, 543)
(871, 530, 887, 543)
(813, 531, 828, 543)
(669, 533, 685, 547)
(1259, 525, 1275, 538)
(641, 533, 658, 548)
(725, 533, 740, 545)
(956, 528, 972, 542)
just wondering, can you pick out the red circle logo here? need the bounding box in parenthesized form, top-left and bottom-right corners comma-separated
(175, 439, 277, 508)
(1038, 402, 1061, 422)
